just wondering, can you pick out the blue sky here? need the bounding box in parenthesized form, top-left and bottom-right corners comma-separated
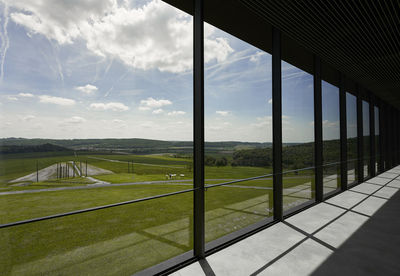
(0, 0, 339, 143)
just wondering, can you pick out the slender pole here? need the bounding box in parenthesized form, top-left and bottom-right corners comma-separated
(272, 27, 283, 220)
(193, 0, 205, 259)
(314, 55, 323, 202)
(339, 73, 347, 190)
(357, 86, 363, 183)
(369, 93, 375, 177)
(86, 160, 88, 177)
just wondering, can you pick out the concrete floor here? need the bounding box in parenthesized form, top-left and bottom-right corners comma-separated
(171, 166, 400, 276)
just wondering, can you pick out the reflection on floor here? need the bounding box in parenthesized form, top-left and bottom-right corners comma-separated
(172, 166, 400, 276)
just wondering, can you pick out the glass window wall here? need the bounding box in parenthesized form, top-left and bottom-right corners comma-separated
(282, 61, 314, 212)
(322, 81, 340, 195)
(346, 93, 358, 185)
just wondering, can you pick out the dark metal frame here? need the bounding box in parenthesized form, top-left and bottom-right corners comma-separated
(339, 73, 348, 190)
(272, 27, 283, 221)
(314, 55, 323, 202)
(369, 92, 376, 177)
(193, 0, 205, 259)
(356, 86, 364, 183)
(378, 99, 384, 173)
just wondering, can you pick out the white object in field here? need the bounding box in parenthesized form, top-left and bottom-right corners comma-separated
(180, 174, 185, 177)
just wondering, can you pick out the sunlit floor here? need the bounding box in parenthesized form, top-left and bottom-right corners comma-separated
(171, 166, 400, 276)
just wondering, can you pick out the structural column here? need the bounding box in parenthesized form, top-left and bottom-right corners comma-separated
(378, 100, 384, 173)
(193, 0, 205, 259)
(313, 55, 323, 201)
(369, 93, 375, 177)
(356, 87, 363, 183)
(339, 74, 347, 190)
(272, 27, 283, 221)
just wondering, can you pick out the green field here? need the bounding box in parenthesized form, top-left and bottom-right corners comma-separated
(0, 151, 315, 275)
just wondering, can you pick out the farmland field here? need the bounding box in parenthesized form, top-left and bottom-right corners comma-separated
(0, 146, 317, 275)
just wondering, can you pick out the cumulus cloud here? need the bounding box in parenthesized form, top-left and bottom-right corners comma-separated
(140, 97, 172, 110)
(64, 116, 86, 124)
(22, 115, 35, 121)
(216, 110, 230, 116)
(75, 84, 98, 94)
(8, 0, 233, 73)
(18, 92, 34, 98)
(167, 110, 186, 116)
(268, 98, 272, 104)
(152, 108, 163, 114)
(39, 95, 76, 106)
(90, 102, 129, 111)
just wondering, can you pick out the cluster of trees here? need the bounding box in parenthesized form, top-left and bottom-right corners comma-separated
(231, 148, 272, 167)
(0, 143, 70, 154)
(205, 156, 228, 167)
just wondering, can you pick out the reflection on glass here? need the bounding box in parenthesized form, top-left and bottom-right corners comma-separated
(363, 101, 370, 178)
(322, 81, 340, 195)
(1, 193, 193, 275)
(204, 24, 272, 243)
(0, 0, 194, 272)
(346, 93, 358, 185)
(375, 106, 380, 172)
(282, 61, 314, 212)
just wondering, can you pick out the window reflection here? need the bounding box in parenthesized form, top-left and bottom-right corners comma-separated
(204, 23, 273, 243)
(322, 80, 340, 195)
(282, 61, 314, 212)
(346, 93, 358, 185)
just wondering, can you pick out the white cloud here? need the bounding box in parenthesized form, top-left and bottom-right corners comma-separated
(251, 116, 272, 128)
(323, 120, 339, 128)
(64, 116, 86, 124)
(75, 84, 98, 94)
(8, 0, 233, 73)
(89, 102, 129, 111)
(22, 115, 35, 121)
(7, 96, 18, 101)
(152, 108, 164, 114)
(268, 98, 272, 104)
(216, 110, 230, 116)
(167, 110, 186, 116)
(140, 97, 172, 109)
(18, 92, 34, 98)
(249, 51, 264, 62)
(39, 95, 76, 106)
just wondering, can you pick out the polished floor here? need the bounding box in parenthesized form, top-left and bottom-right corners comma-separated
(171, 167, 400, 276)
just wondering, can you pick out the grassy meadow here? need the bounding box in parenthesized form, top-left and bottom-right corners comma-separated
(0, 149, 315, 275)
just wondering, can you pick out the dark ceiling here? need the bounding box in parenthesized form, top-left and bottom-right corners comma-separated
(165, 0, 400, 108)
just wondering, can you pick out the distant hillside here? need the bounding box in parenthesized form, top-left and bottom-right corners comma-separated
(0, 143, 71, 154)
(0, 138, 272, 154)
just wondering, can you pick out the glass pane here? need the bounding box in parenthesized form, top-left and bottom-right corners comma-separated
(1, 192, 193, 275)
(375, 106, 380, 172)
(0, 0, 194, 272)
(282, 61, 314, 212)
(363, 100, 370, 178)
(322, 80, 340, 195)
(346, 93, 358, 185)
(204, 24, 273, 243)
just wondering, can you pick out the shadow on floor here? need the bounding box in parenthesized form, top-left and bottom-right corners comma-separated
(311, 189, 400, 276)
